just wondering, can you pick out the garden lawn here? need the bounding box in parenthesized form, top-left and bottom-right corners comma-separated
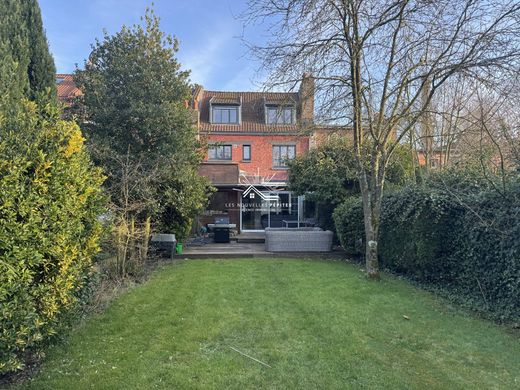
(21, 259, 519, 389)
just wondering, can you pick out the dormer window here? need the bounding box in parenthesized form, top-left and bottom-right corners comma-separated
(266, 105, 295, 125)
(210, 96, 242, 124)
(212, 105, 239, 124)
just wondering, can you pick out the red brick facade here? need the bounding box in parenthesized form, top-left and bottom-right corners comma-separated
(202, 134, 310, 183)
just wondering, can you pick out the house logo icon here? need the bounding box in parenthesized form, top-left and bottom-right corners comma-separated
(242, 185, 278, 201)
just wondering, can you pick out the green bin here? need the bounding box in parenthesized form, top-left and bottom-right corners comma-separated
(175, 243, 183, 254)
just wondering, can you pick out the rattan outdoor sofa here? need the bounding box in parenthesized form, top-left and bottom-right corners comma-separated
(265, 227, 333, 252)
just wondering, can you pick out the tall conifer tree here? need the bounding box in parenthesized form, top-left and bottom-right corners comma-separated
(0, 0, 30, 98)
(0, 0, 56, 100)
(23, 0, 56, 98)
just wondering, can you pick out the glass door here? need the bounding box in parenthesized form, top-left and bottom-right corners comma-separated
(241, 191, 270, 230)
(240, 189, 305, 230)
(267, 192, 295, 227)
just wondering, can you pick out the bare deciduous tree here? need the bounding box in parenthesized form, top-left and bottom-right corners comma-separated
(243, 0, 520, 278)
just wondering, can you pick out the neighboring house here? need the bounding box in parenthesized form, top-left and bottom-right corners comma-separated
(310, 125, 354, 148)
(192, 74, 317, 232)
(56, 73, 82, 105)
(415, 148, 451, 169)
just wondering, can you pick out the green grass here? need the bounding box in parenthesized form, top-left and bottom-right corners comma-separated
(21, 259, 519, 389)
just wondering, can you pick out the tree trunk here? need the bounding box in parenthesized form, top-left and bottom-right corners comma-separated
(347, 5, 384, 280)
(359, 173, 383, 280)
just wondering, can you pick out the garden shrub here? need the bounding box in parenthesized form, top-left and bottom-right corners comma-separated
(333, 197, 364, 255)
(334, 181, 520, 320)
(0, 101, 104, 374)
(289, 137, 414, 233)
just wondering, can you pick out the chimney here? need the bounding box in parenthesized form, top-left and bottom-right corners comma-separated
(299, 72, 315, 126)
(191, 85, 204, 128)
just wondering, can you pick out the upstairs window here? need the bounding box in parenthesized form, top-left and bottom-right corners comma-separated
(242, 145, 251, 161)
(272, 145, 296, 168)
(209, 145, 232, 160)
(212, 105, 239, 124)
(266, 105, 295, 125)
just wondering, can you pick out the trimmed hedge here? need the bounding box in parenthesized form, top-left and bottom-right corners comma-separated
(379, 187, 465, 283)
(455, 188, 520, 319)
(333, 184, 520, 320)
(0, 101, 105, 374)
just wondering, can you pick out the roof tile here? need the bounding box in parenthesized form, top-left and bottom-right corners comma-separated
(56, 73, 82, 104)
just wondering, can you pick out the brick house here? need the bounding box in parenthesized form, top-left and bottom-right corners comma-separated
(192, 74, 318, 232)
(56, 74, 82, 105)
(55, 72, 349, 232)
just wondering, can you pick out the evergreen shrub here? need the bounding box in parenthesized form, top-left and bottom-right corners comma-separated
(333, 181, 520, 320)
(0, 102, 104, 374)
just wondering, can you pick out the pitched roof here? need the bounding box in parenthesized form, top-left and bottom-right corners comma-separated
(56, 73, 81, 104)
(198, 90, 301, 134)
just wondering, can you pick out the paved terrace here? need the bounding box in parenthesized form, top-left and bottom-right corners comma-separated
(181, 233, 346, 259)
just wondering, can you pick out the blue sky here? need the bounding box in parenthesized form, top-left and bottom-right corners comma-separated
(39, 0, 262, 91)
